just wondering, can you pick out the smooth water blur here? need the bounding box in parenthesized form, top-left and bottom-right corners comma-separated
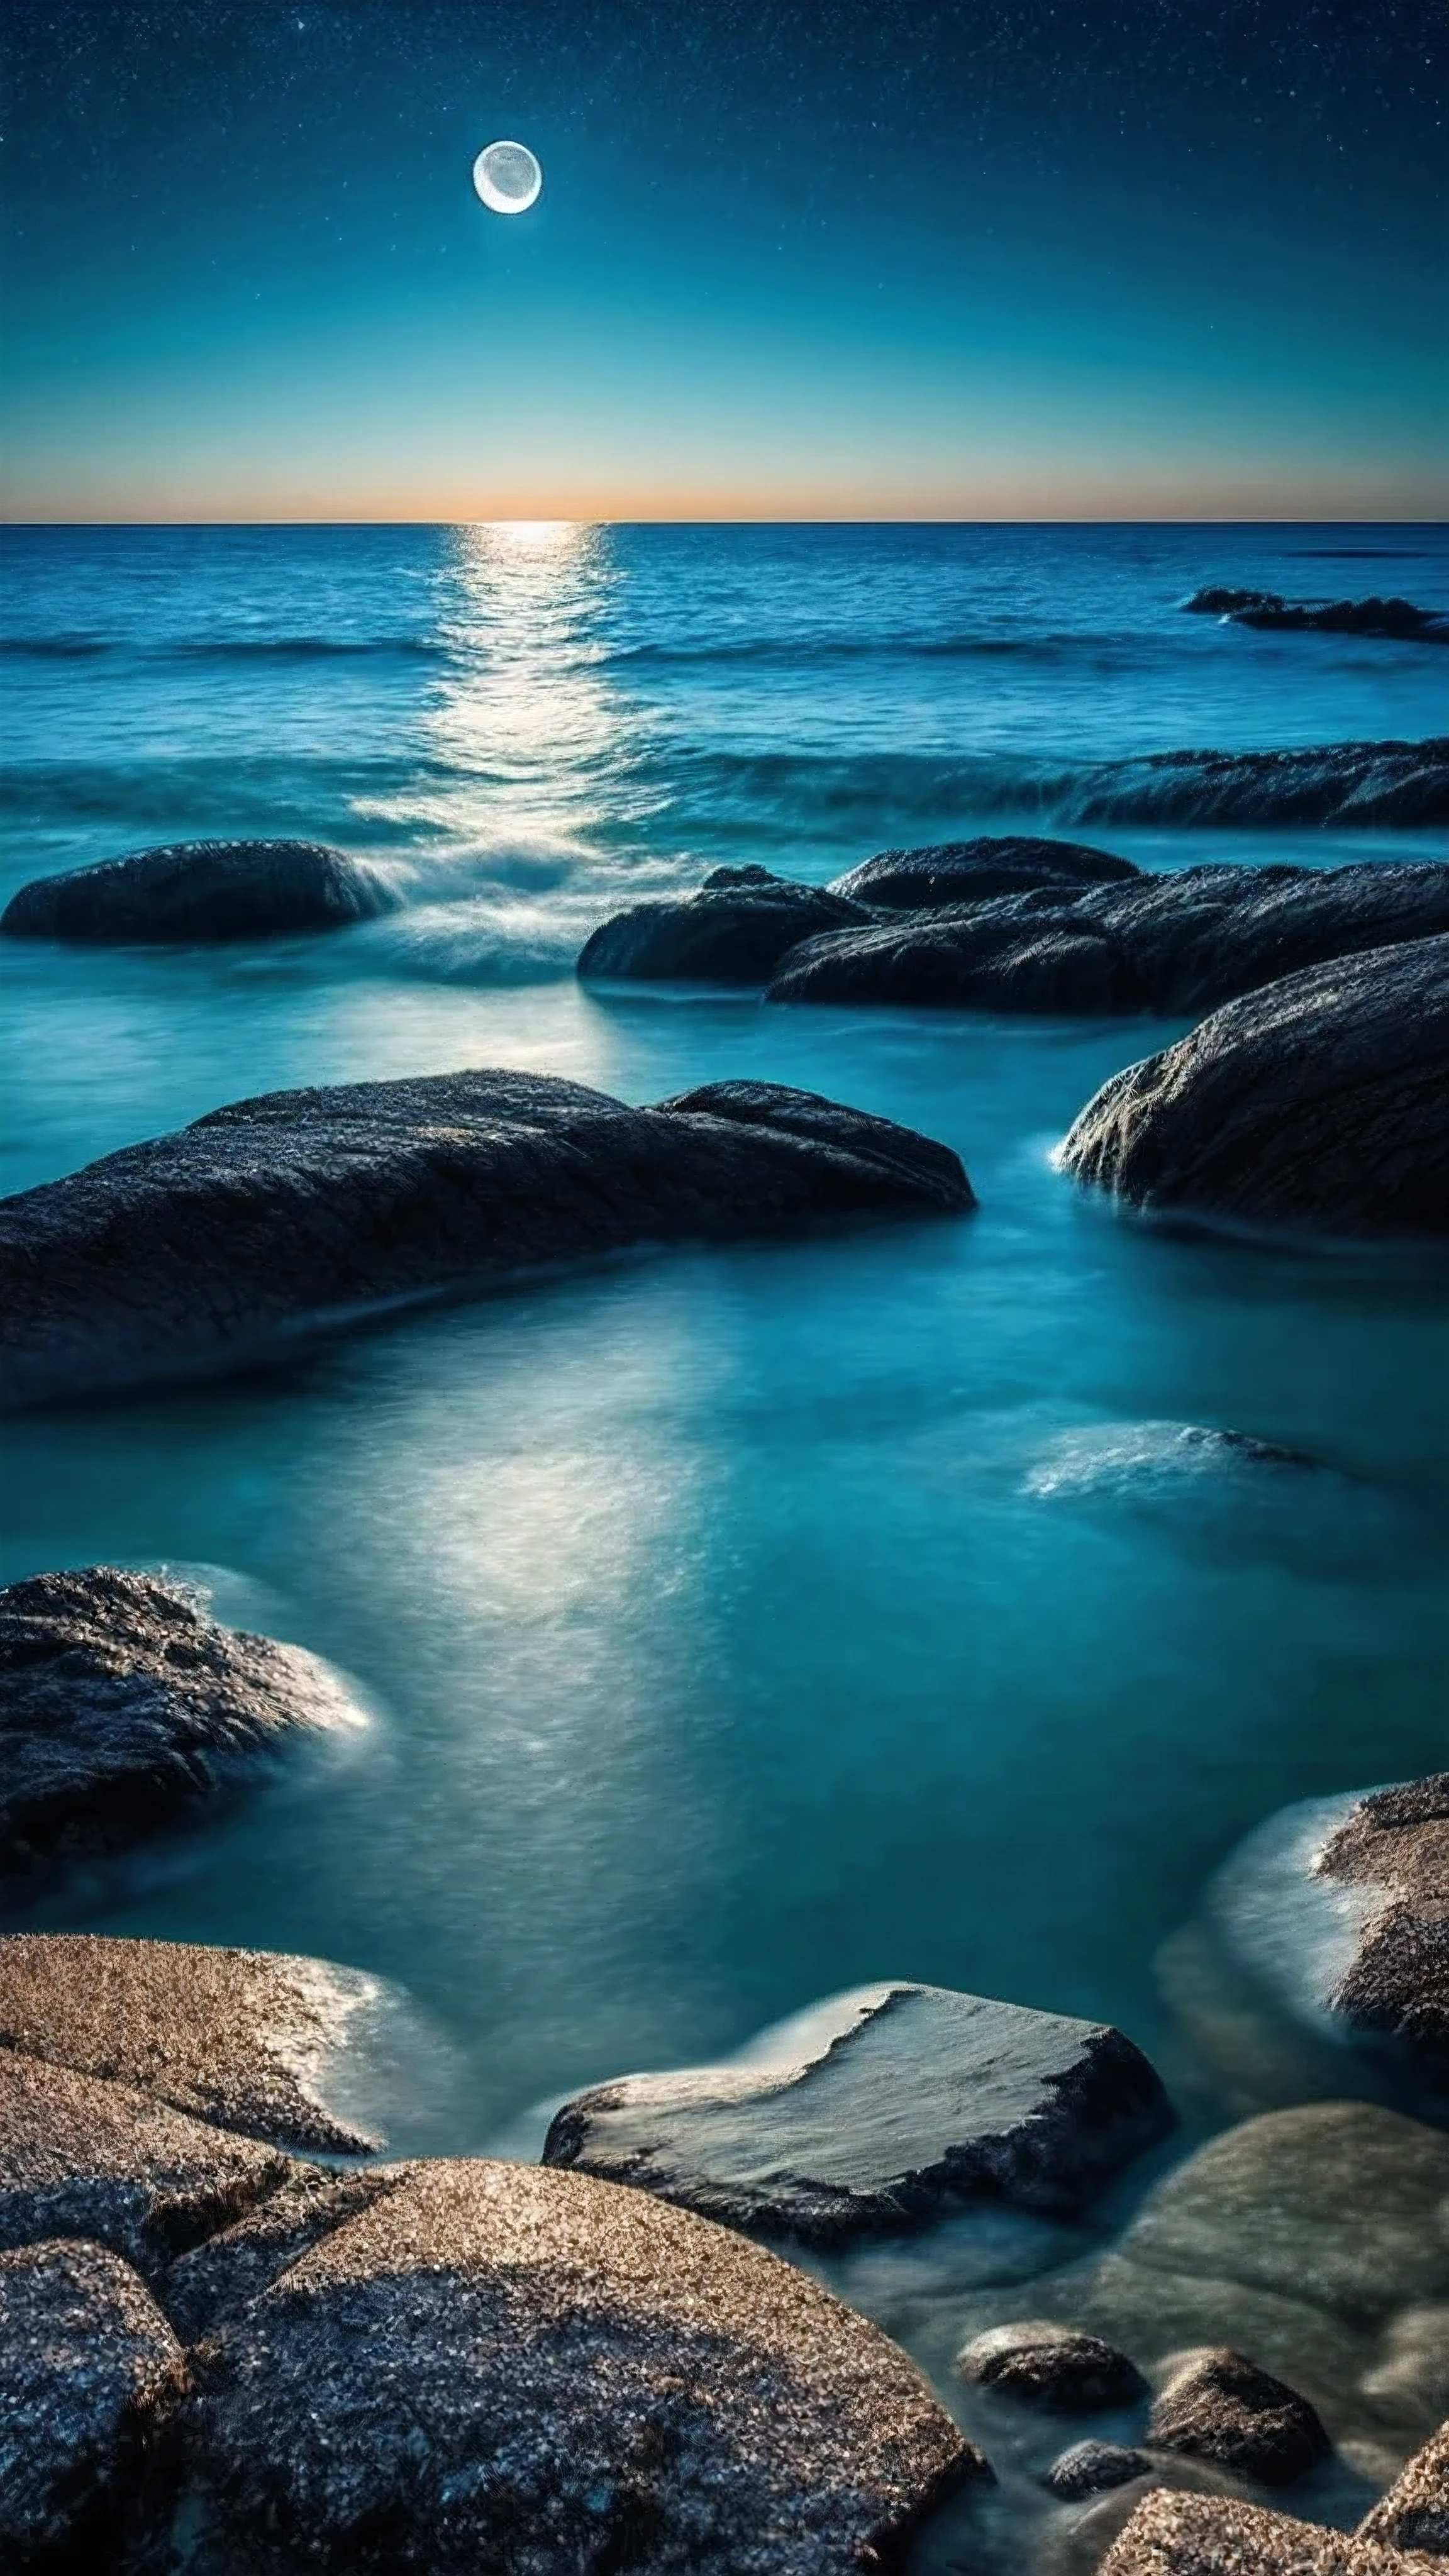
(1, 524, 1447, 2180)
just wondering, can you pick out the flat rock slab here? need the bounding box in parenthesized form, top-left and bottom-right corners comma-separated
(1059, 935, 1449, 1238)
(186, 2155, 983, 2576)
(0, 1931, 386, 2153)
(0, 838, 395, 942)
(1358, 2425, 1449, 2555)
(0, 2048, 290, 2278)
(541, 1982, 1173, 2244)
(0, 1567, 365, 1880)
(0, 2237, 186, 2565)
(1098, 2490, 1435, 2574)
(1146, 2347, 1331, 2485)
(0, 1069, 972, 1407)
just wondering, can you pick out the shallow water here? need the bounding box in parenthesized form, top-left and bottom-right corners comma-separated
(3, 524, 1448, 2535)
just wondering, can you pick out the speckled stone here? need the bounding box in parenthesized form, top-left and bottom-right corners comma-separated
(1097, 2487, 1437, 2572)
(161, 2162, 405, 2341)
(957, 2319, 1146, 2410)
(0, 2048, 290, 2279)
(1146, 2347, 1331, 2484)
(0, 2236, 186, 2563)
(1318, 1779, 1449, 2084)
(187, 2155, 985, 2574)
(0, 1931, 384, 2153)
(1358, 2424, 1449, 2555)
(1045, 2440, 1153, 2500)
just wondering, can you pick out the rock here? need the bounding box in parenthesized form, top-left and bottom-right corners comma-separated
(160, 2163, 404, 2341)
(184, 2155, 985, 2575)
(1146, 2347, 1331, 2484)
(1314, 1779, 1449, 2084)
(578, 865, 871, 982)
(0, 1568, 365, 1880)
(1185, 589, 1449, 644)
(1059, 935, 1449, 1238)
(1097, 2489, 1423, 2573)
(0, 838, 395, 943)
(828, 836, 1138, 908)
(0, 2237, 186, 2566)
(1358, 2424, 1449, 2554)
(0, 1930, 384, 2153)
(0, 1070, 973, 1407)
(957, 2319, 1146, 2410)
(542, 1981, 1173, 2245)
(1053, 737, 1449, 829)
(769, 895, 1147, 1013)
(0, 2048, 289, 2277)
(1045, 2440, 1153, 2500)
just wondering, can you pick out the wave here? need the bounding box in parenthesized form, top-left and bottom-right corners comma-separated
(601, 630, 1083, 671)
(165, 635, 445, 663)
(0, 635, 113, 659)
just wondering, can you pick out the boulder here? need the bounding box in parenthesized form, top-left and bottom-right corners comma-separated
(160, 2163, 404, 2341)
(828, 836, 1138, 908)
(1052, 737, 1449, 829)
(577, 865, 871, 982)
(1316, 1779, 1449, 2084)
(0, 2237, 186, 2567)
(0, 1931, 384, 2153)
(1358, 2424, 1449, 2554)
(0, 1569, 365, 1881)
(1044, 2440, 1153, 2500)
(1097, 2490, 1424, 2573)
(1185, 589, 1449, 644)
(542, 1981, 1173, 2245)
(0, 2048, 289, 2277)
(0, 1070, 973, 1407)
(957, 2319, 1146, 2410)
(1059, 935, 1449, 1238)
(0, 838, 395, 943)
(769, 897, 1146, 1013)
(184, 2155, 985, 2575)
(1145, 2347, 1331, 2484)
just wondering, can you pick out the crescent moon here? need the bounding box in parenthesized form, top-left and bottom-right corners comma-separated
(473, 140, 543, 216)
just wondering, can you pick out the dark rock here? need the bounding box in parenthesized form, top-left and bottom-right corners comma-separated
(1146, 2347, 1331, 2484)
(1097, 2490, 1409, 2573)
(542, 1981, 1173, 2245)
(1053, 737, 1449, 828)
(0, 1069, 973, 1407)
(578, 866, 870, 982)
(1316, 1778, 1449, 2084)
(0, 1930, 384, 2153)
(1059, 935, 1449, 1238)
(0, 838, 395, 943)
(1185, 588, 1449, 643)
(0, 1570, 366, 1882)
(0, 2049, 289, 2278)
(1357, 2422, 1449, 2554)
(1045, 2440, 1153, 2500)
(160, 2163, 404, 2341)
(0, 2236, 186, 2567)
(184, 2155, 985, 2575)
(957, 2319, 1146, 2410)
(769, 894, 1146, 1013)
(828, 836, 1138, 908)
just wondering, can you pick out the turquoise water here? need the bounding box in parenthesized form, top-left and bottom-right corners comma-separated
(2, 523, 1447, 2180)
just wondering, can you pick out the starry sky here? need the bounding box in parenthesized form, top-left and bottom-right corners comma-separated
(1, 0, 1444, 519)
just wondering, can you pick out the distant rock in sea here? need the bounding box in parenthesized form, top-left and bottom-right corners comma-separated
(0, 1070, 974, 1406)
(0, 838, 396, 943)
(1059, 934, 1449, 1238)
(1052, 736, 1448, 828)
(1185, 587, 1449, 644)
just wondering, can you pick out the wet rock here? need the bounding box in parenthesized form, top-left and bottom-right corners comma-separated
(0, 1568, 365, 1880)
(0, 2048, 289, 2278)
(957, 2319, 1146, 2410)
(1045, 2440, 1153, 2500)
(542, 1981, 1173, 2245)
(1053, 736, 1449, 829)
(0, 838, 395, 942)
(0, 1069, 972, 1407)
(1358, 2423, 1449, 2553)
(769, 895, 1146, 1013)
(1314, 1778, 1449, 2085)
(160, 2162, 404, 2340)
(0, 1930, 384, 2153)
(578, 865, 871, 982)
(184, 2155, 985, 2575)
(1097, 2489, 1418, 2573)
(1060, 935, 1449, 1238)
(1146, 2346, 1331, 2484)
(0, 2236, 186, 2567)
(828, 836, 1138, 908)
(1185, 589, 1449, 643)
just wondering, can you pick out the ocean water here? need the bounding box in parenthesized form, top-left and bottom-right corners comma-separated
(3, 524, 1448, 2524)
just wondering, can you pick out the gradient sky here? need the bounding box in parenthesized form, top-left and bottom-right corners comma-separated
(1, 0, 1445, 519)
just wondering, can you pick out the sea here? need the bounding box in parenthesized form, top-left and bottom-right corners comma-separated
(2, 522, 1447, 2555)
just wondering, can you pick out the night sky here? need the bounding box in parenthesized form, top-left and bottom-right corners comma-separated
(2, 0, 1444, 518)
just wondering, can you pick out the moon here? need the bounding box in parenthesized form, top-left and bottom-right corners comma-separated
(473, 140, 543, 216)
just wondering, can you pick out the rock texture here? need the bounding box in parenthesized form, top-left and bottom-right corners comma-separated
(0, 838, 394, 943)
(578, 865, 871, 981)
(1052, 737, 1449, 830)
(160, 2162, 404, 2341)
(957, 2319, 1146, 2410)
(184, 2155, 984, 2576)
(0, 1568, 363, 1879)
(1185, 589, 1449, 644)
(1358, 2424, 1449, 2555)
(1059, 935, 1449, 1239)
(542, 1982, 1172, 2244)
(828, 836, 1138, 908)
(0, 1069, 973, 1407)
(1045, 2440, 1153, 2501)
(1145, 2347, 1331, 2484)
(1316, 1779, 1449, 2083)
(0, 2237, 187, 2567)
(1097, 2490, 1431, 2574)
(0, 1931, 382, 2153)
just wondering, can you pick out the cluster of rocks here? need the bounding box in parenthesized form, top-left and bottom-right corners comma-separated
(1184, 589, 1449, 644)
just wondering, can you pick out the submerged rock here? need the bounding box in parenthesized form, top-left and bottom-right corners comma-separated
(1053, 736, 1449, 829)
(957, 2319, 1146, 2410)
(0, 2237, 186, 2567)
(1059, 935, 1449, 1238)
(0, 1568, 364, 1880)
(1045, 2440, 1154, 2501)
(1185, 588, 1449, 644)
(0, 1069, 973, 1407)
(578, 865, 870, 982)
(1358, 2421, 1449, 2553)
(542, 1981, 1173, 2245)
(184, 2155, 984, 2575)
(1097, 2490, 1412, 2573)
(0, 1931, 384, 2153)
(0, 837, 395, 943)
(1146, 2346, 1331, 2484)
(828, 836, 1138, 908)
